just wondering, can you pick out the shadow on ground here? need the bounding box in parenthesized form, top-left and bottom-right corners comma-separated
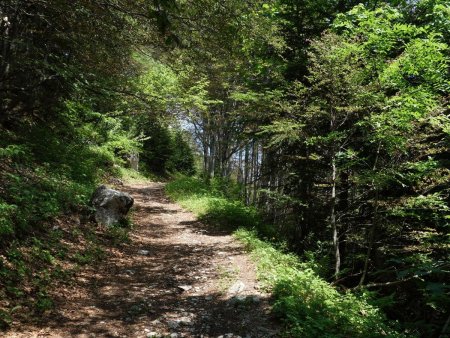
(17, 182, 279, 338)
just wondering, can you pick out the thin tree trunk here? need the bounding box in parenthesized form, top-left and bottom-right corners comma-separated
(252, 141, 258, 204)
(0, 4, 15, 121)
(0, 4, 14, 82)
(208, 133, 215, 178)
(331, 155, 340, 279)
(244, 143, 250, 204)
(237, 149, 243, 183)
(359, 187, 378, 286)
(359, 142, 381, 286)
(439, 314, 450, 338)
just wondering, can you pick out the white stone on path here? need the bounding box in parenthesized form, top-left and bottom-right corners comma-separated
(228, 281, 245, 294)
(177, 285, 193, 292)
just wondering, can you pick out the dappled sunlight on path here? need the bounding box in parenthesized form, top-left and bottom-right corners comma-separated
(7, 182, 278, 338)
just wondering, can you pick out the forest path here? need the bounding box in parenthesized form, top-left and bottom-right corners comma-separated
(8, 182, 278, 338)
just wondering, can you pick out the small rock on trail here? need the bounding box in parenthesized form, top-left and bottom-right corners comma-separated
(227, 281, 246, 295)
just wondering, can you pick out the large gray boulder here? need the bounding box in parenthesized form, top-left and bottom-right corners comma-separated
(91, 185, 134, 226)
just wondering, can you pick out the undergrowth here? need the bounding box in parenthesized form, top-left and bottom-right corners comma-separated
(0, 218, 135, 329)
(0, 220, 133, 328)
(165, 175, 259, 229)
(166, 175, 410, 338)
(0, 116, 144, 329)
(118, 167, 158, 184)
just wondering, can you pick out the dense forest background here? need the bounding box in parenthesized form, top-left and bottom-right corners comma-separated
(0, 0, 449, 337)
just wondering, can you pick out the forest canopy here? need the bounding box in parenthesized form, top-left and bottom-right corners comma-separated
(0, 0, 449, 336)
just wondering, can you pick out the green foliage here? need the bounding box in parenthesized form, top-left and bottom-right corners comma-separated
(137, 56, 181, 110)
(118, 167, 154, 184)
(167, 175, 407, 337)
(0, 0, 448, 334)
(35, 293, 53, 314)
(166, 176, 259, 229)
(132, 56, 196, 176)
(235, 229, 407, 338)
(0, 309, 11, 330)
(105, 226, 132, 246)
(1, 156, 94, 240)
(139, 118, 173, 175)
(199, 198, 260, 230)
(102, 119, 143, 163)
(73, 245, 105, 265)
(165, 175, 209, 199)
(0, 203, 16, 236)
(0, 145, 29, 159)
(167, 131, 196, 175)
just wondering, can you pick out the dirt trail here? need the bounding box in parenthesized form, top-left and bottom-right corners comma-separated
(6, 182, 278, 338)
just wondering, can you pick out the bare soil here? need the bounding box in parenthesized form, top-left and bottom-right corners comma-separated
(4, 182, 279, 338)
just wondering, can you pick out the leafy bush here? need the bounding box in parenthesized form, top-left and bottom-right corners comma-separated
(0, 203, 16, 236)
(0, 100, 141, 326)
(73, 245, 105, 265)
(0, 145, 30, 159)
(0, 162, 94, 240)
(199, 198, 259, 229)
(165, 175, 209, 200)
(106, 226, 131, 245)
(167, 131, 196, 175)
(140, 120, 196, 176)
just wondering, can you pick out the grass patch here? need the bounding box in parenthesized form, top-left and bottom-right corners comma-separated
(118, 167, 156, 184)
(166, 175, 410, 338)
(166, 175, 259, 230)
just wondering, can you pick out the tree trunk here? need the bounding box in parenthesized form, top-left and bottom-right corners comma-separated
(359, 187, 378, 286)
(331, 155, 340, 279)
(244, 143, 250, 204)
(252, 141, 259, 204)
(359, 142, 381, 286)
(208, 133, 215, 178)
